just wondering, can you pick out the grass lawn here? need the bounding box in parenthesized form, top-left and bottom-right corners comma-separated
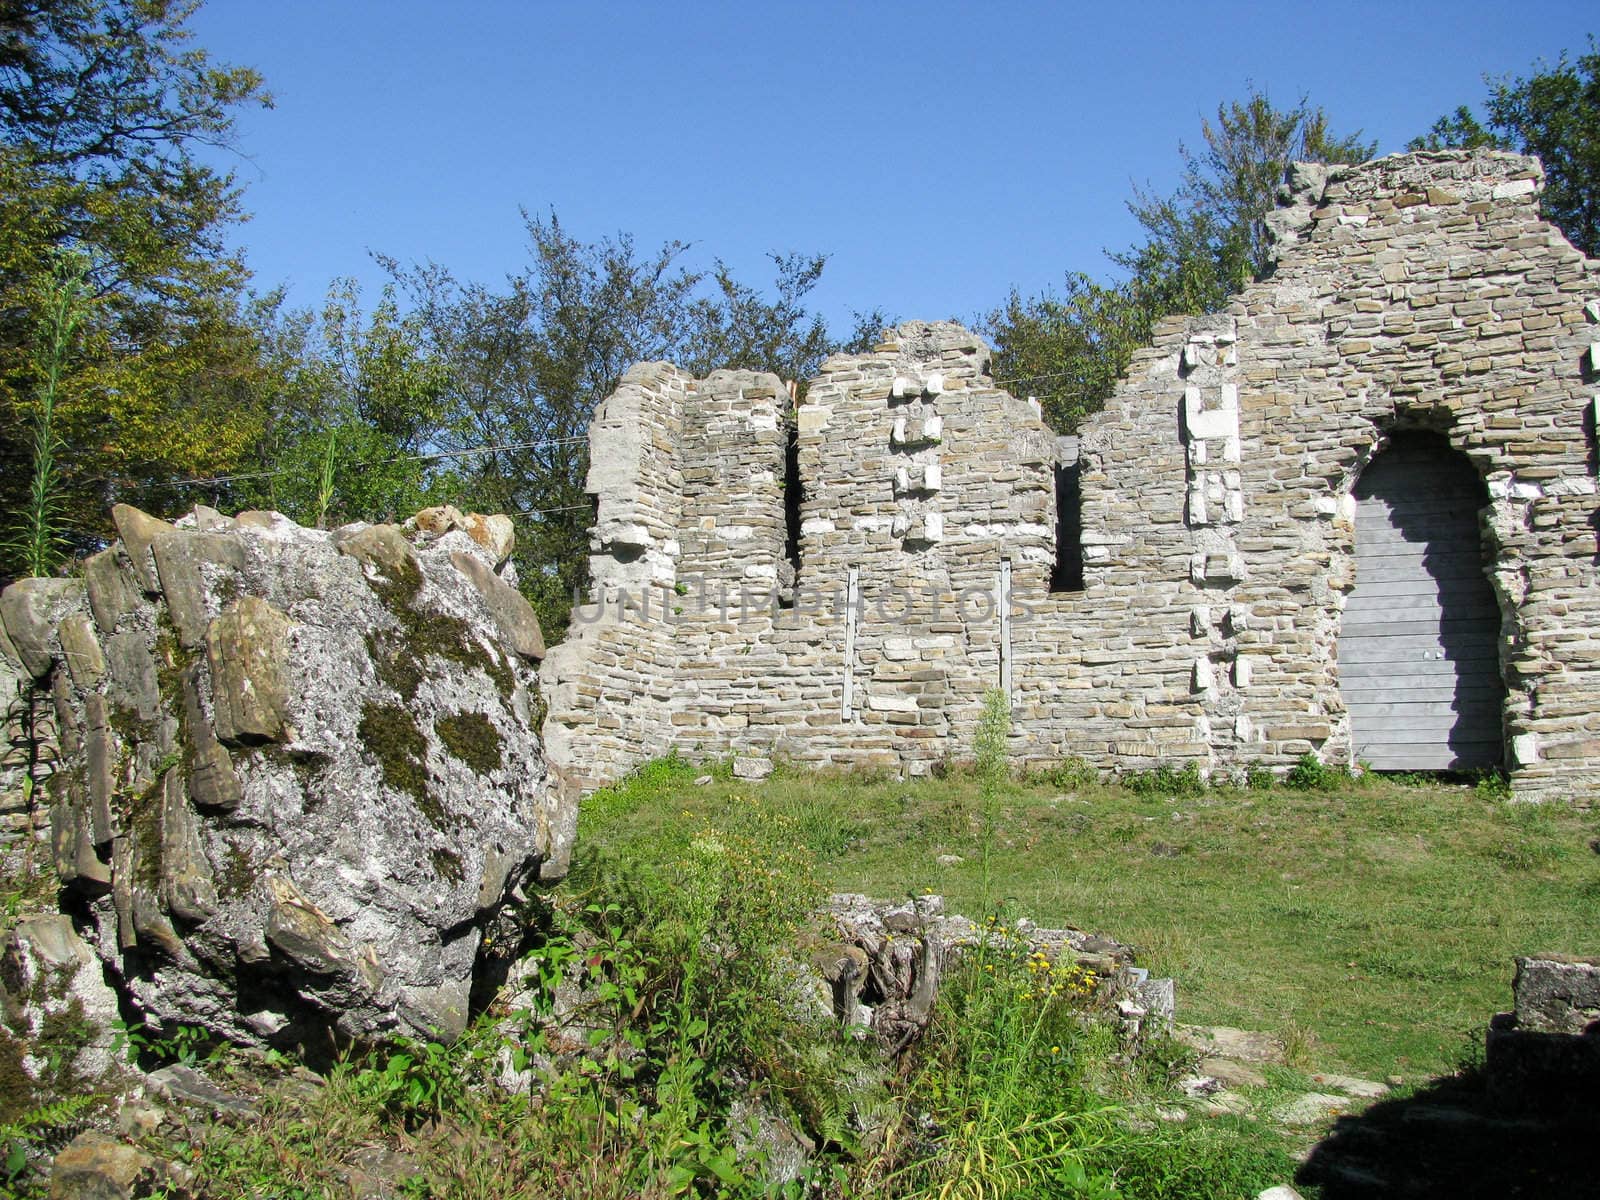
(579, 761, 1600, 1081)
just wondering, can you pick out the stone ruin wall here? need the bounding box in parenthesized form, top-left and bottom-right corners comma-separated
(541, 149, 1600, 803)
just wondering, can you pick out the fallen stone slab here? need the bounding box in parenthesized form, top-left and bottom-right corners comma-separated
(1310, 1071, 1390, 1099)
(146, 1064, 260, 1119)
(1175, 1024, 1286, 1065)
(1271, 1091, 1350, 1126)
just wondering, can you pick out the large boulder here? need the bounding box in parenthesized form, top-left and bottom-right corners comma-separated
(0, 506, 569, 1049)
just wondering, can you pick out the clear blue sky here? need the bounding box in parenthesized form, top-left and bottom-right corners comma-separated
(189, 1, 1595, 334)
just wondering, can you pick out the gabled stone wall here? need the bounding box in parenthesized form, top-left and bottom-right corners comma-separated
(540, 149, 1600, 802)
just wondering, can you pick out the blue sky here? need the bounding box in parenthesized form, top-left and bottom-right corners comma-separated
(190, 1, 1595, 334)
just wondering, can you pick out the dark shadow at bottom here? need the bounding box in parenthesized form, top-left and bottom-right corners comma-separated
(1297, 1065, 1598, 1199)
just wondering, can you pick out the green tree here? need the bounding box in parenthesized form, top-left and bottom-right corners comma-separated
(986, 274, 1149, 432)
(229, 281, 453, 527)
(384, 212, 861, 638)
(0, 0, 272, 563)
(989, 87, 1372, 432)
(1412, 40, 1600, 256)
(1123, 88, 1375, 304)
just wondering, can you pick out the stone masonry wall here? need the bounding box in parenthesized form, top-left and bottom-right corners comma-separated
(540, 149, 1600, 803)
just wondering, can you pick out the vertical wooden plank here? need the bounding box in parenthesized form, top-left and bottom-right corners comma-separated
(998, 559, 1013, 708)
(842, 567, 859, 722)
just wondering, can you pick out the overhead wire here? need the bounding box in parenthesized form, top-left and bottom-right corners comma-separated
(167, 435, 589, 491)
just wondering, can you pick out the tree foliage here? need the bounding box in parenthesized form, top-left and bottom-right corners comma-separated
(1412, 40, 1600, 257)
(989, 87, 1372, 432)
(226, 282, 453, 528)
(301, 212, 864, 639)
(0, 0, 271, 570)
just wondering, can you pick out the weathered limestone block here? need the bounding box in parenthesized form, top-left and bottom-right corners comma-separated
(411, 506, 516, 564)
(1512, 955, 1600, 1036)
(0, 915, 124, 1097)
(110, 503, 175, 594)
(160, 770, 217, 925)
(450, 550, 545, 661)
(177, 663, 241, 812)
(5, 502, 566, 1052)
(47, 1132, 169, 1200)
(0, 577, 84, 678)
(57, 613, 105, 691)
(336, 522, 421, 578)
(152, 530, 249, 648)
(206, 595, 293, 744)
(264, 873, 360, 978)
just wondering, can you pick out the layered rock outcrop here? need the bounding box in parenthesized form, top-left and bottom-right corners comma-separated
(0, 504, 569, 1048)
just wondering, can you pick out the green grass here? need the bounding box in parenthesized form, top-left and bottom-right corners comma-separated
(581, 764, 1600, 1080)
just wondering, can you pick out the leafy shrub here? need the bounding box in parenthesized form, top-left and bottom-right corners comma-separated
(1125, 762, 1207, 797)
(1284, 753, 1347, 791)
(1028, 755, 1101, 790)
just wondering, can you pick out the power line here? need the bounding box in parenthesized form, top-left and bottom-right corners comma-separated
(168, 436, 589, 491)
(990, 369, 1081, 388)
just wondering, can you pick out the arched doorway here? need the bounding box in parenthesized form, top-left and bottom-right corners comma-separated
(1338, 432, 1506, 771)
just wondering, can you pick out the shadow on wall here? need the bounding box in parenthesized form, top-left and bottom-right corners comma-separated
(1340, 431, 1506, 772)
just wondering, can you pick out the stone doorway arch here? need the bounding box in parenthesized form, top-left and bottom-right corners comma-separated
(1338, 431, 1506, 771)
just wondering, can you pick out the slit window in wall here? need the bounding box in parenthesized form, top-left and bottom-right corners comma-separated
(1051, 437, 1085, 593)
(780, 419, 803, 608)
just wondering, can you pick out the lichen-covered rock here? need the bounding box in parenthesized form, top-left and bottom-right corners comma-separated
(48, 1132, 173, 1200)
(0, 915, 124, 1105)
(0, 505, 573, 1049)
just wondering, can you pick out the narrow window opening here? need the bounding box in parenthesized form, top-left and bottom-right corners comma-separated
(780, 421, 803, 608)
(1051, 443, 1085, 593)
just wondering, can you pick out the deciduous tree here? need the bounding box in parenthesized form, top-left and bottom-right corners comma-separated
(0, 0, 271, 568)
(989, 87, 1371, 432)
(1412, 40, 1600, 257)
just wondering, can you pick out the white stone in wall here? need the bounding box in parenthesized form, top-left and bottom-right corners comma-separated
(923, 463, 942, 492)
(923, 512, 944, 542)
(605, 522, 652, 550)
(1233, 656, 1254, 688)
(925, 373, 944, 396)
(867, 691, 918, 713)
(1189, 407, 1240, 441)
(797, 404, 830, 432)
(1193, 658, 1214, 692)
(1493, 178, 1538, 199)
(800, 517, 835, 535)
(924, 415, 943, 443)
(1548, 475, 1597, 496)
(1512, 732, 1540, 766)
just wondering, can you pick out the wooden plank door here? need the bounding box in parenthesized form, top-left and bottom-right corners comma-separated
(1339, 433, 1505, 770)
